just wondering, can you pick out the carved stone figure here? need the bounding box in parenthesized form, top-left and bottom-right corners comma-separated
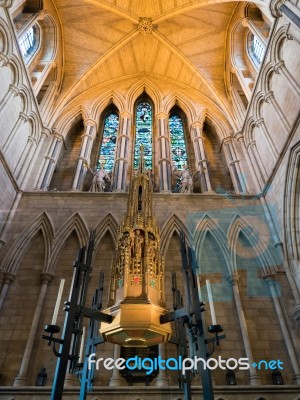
(87, 165, 110, 192)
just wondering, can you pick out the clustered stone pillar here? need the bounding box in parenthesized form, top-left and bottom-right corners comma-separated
(228, 85, 246, 127)
(236, 133, 261, 193)
(247, 140, 268, 188)
(264, 275, 300, 384)
(0, 83, 19, 114)
(264, 91, 291, 132)
(255, 118, 278, 160)
(35, 129, 63, 190)
(223, 136, 249, 194)
(0, 272, 15, 311)
(3, 111, 29, 154)
(71, 119, 97, 191)
(231, 67, 252, 102)
(191, 121, 213, 193)
(113, 112, 131, 191)
(157, 113, 171, 192)
(14, 273, 52, 386)
(228, 274, 261, 385)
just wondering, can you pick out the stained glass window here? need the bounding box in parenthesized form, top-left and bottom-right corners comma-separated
(134, 101, 152, 170)
(251, 35, 265, 64)
(169, 114, 188, 170)
(97, 113, 119, 171)
(19, 27, 35, 57)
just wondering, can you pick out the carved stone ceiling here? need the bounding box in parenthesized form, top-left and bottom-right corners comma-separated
(54, 0, 238, 111)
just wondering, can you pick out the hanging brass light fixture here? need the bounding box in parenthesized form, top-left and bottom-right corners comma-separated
(100, 146, 172, 347)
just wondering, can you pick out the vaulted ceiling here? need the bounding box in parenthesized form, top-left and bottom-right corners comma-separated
(53, 0, 244, 120)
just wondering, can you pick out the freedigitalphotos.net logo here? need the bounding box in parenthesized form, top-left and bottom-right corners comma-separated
(88, 354, 284, 375)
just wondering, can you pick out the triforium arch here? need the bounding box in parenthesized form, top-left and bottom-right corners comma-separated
(284, 142, 300, 291)
(0, 211, 54, 275)
(160, 213, 192, 257)
(47, 212, 89, 275)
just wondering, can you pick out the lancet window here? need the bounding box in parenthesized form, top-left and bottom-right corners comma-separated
(98, 112, 119, 171)
(134, 100, 153, 170)
(169, 113, 188, 170)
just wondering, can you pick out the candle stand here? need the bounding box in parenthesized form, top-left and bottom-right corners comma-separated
(160, 233, 226, 400)
(42, 231, 113, 400)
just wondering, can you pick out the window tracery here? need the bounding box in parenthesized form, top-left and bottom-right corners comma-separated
(169, 113, 188, 170)
(98, 112, 119, 171)
(134, 100, 153, 170)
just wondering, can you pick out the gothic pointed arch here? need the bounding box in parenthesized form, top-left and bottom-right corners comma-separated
(94, 213, 118, 257)
(48, 212, 89, 274)
(228, 214, 277, 277)
(163, 92, 196, 123)
(160, 213, 192, 257)
(0, 17, 13, 56)
(194, 214, 232, 275)
(55, 106, 90, 138)
(91, 90, 125, 119)
(126, 79, 162, 112)
(1, 211, 54, 274)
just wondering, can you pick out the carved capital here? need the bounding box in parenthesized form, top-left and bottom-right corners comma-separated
(120, 111, 132, 120)
(156, 112, 168, 120)
(263, 274, 276, 286)
(83, 118, 97, 129)
(255, 118, 264, 127)
(19, 112, 29, 122)
(40, 272, 52, 285)
(41, 126, 51, 138)
(270, 0, 285, 18)
(274, 60, 285, 74)
(228, 273, 239, 286)
(191, 121, 204, 130)
(0, 0, 13, 8)
(241, 17, 249, 28)
(9, 84, 19, 96)
(264, 91, 274, 102)
(3, 272, 15, 284)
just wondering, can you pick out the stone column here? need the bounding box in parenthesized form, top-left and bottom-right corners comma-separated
(113, 112, 131, 191)
(14, 273, 52, 386)
(157, 112, 171, 192)
(109, 345, 123, 386)
(228, 85, 246, 127)
(274, 60, 300, 98)
(0, 1, 13, 8)
(3, 111, 29, 153)
(255, 118, 278, 160)
(223, 136, 248, 194)
(0, 84, 19, 114)
(264, 275, 300, 384)
(231, 67, 252, 102)
(34, 130, 63, 190)
(236, 133, 262, 193)
(156, 343, 169, 386)
(0, 191, 23, 249)
(191, 121, 213, 193)
(264, 91, 291, 132)
(247, 141, 268, 188)
(14, 135, 36, 180)
(228, 274, 261, 385)
(71, 119, 97, 191)
(39, 81, 58, 123)
(0, 272, 15, 311)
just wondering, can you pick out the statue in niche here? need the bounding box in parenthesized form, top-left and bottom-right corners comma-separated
(85, 163, 111, 192)
(172, 164, 194, 193)
(180, 165, 194, 193)
(131, 229, 144, 259)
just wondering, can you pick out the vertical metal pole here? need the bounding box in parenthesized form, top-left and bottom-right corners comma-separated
(50, 247, 85, 400)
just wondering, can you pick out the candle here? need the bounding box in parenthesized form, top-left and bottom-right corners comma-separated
(51, 278, 65, 326)
(206, 279, 217, 325)
(79, 327, 86, 363)
(196, 272, 202, 301)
